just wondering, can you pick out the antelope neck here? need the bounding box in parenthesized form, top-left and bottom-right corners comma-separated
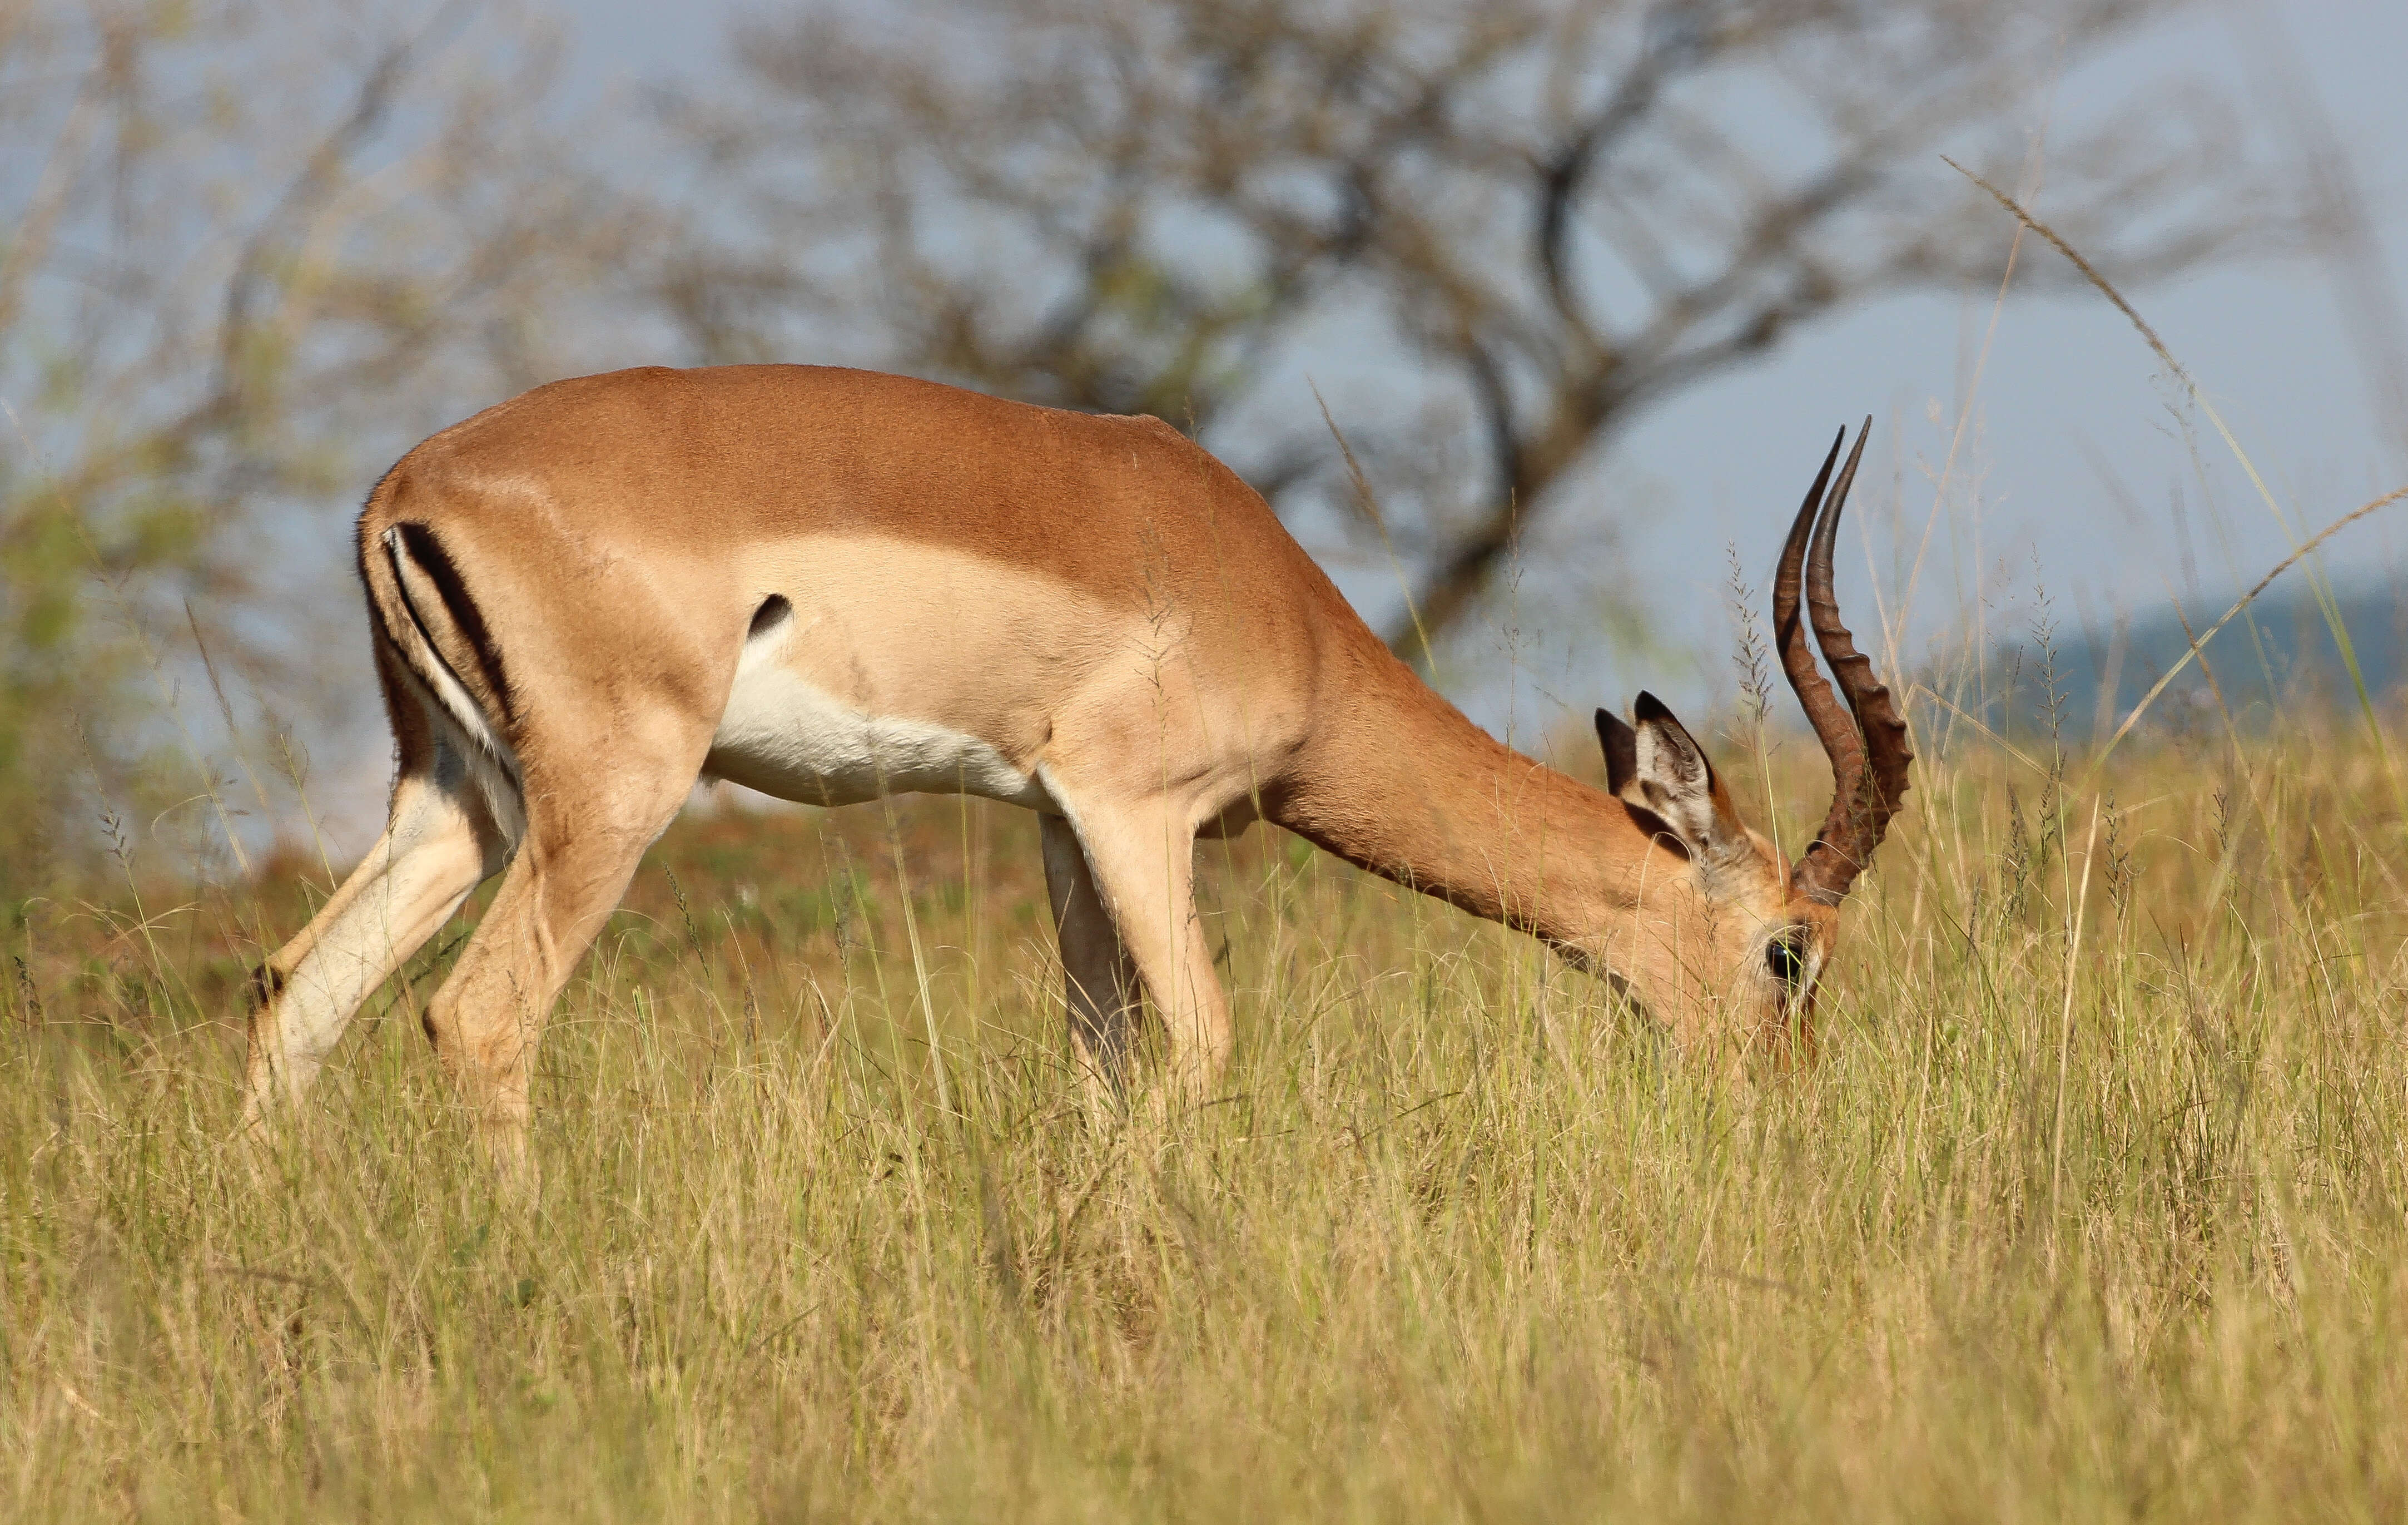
(1269, 655, 1671, 953)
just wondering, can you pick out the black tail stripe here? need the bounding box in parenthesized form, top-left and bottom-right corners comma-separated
(381, 538, 476, 712)
(391, 522, 517, 725)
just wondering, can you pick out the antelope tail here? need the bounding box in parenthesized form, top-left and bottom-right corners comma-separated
(360, 512, 525, 836)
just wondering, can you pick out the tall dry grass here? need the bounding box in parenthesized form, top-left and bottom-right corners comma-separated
(3, 694, 2404, 1521)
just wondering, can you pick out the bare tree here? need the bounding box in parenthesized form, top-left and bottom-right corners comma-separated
(658, 0, 2294, 657)
(0, 1, 654, 884)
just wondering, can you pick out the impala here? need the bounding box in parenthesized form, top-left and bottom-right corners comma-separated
(244, 365, 1910, 1165)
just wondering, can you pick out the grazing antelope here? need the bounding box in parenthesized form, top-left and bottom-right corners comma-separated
(244, 365, 1909, 1166)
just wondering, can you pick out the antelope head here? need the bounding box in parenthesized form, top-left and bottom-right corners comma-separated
(1592, 421, 1913, 1049)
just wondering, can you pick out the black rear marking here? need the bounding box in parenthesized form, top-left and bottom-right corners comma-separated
(748, 593, 792, 639)
(391, 521, 515, 723)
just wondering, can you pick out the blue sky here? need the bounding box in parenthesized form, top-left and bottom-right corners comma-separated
(548, 2, 2408, 735)
(17, 3, 2398, 854)
(226, 0, 2408, 846)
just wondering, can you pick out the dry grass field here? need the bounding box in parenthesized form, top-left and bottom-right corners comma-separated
(3, 699, 2406, 1521)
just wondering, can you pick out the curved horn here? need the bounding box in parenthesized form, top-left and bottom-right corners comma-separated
(1772, 419, 1913, 906)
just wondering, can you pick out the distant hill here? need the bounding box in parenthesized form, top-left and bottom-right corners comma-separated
(1935, 577, 2406, 746)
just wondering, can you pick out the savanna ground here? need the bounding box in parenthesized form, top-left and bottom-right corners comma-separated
(4, 691, 2406, 1522)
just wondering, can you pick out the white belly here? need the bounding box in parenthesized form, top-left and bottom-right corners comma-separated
(703, 632, 1054, 811)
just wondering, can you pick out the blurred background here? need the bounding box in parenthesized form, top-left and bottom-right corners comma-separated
(4, 0, 2403, 889)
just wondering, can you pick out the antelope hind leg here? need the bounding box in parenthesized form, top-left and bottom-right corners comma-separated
(243, 755, 504, 1127)
(417, 750, 701, 1181)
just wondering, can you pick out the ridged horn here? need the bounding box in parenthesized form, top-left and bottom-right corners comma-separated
(1770, 418, 1913, 906)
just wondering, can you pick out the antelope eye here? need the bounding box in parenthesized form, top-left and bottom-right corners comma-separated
(1765, 934, 1807, 986)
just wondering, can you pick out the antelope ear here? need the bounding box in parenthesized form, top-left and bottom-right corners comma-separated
(1596, 707, 1639, 797)
(1627, 691, 1748, 862)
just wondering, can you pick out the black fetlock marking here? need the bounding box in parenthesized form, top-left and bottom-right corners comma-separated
(248, 963, 288, 1012)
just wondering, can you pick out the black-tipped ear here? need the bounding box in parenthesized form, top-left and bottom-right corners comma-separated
(1632, 691, 1712, 778)
(1596, 707, 1639, 796)
(1625, 691, 1745, 864)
